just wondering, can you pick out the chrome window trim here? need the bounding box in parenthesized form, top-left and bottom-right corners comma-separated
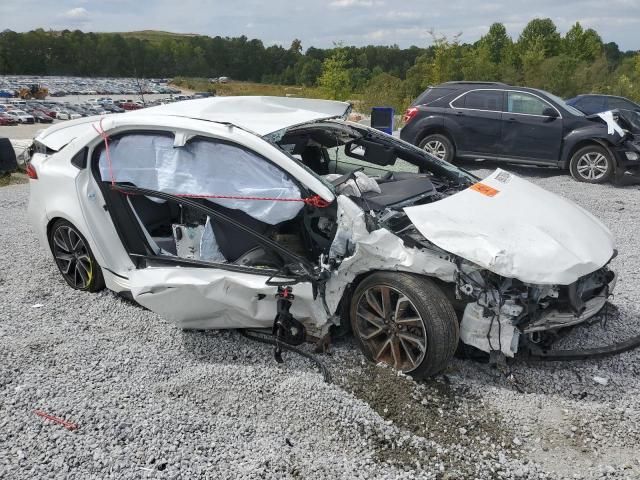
(449, 88, 563, 119)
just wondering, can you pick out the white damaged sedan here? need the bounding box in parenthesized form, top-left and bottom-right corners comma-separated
(27, 96, 617, 377)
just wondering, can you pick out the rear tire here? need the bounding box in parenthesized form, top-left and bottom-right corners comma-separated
(350, 272, 459, 378)
(569, 145, 613, 184)
(48, 219, 105, 292)
(419, 133, 455, 163)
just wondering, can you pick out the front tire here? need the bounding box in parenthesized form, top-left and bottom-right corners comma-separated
(569, 145, 613, 184)
(419, 133, 455, 163)
(48, 219, 105, 292)
(350, 272, 459, 378)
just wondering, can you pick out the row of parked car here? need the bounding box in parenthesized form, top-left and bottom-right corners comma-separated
(0, 76, 180, 97)
(0, 95, 199, 125)
(400, 82, 640, 184)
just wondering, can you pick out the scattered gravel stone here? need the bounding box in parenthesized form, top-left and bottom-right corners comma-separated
(1, 164, 639, 479)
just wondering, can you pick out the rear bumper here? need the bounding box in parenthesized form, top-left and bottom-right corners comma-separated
(399, 124, 420, 145)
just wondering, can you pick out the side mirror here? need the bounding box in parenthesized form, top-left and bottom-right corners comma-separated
(543, 107, 559, 118)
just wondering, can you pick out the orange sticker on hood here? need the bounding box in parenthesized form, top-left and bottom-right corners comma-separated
(470, 182, 499, 197)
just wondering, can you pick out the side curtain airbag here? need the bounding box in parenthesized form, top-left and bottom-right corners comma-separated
(98, 134, 303, 224)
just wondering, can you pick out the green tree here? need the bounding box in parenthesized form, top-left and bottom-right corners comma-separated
(318, 45, 352, 100)
(518, 18, 561, 58)
(481, 22, 510, 64)
(521, 37, 547, 86)
(562, 22, 602, 61)
(361, 73, 405, 112)
(461, 43, 498, 80)
(289, 39, 302, 55)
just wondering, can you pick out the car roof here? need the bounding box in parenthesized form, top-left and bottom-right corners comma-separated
(128, 96, 351, 136)
(35, 96, 352, 151)
(573, 94, 635, 100)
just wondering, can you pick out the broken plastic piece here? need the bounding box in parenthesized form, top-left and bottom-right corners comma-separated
(34, 410, 78, 431)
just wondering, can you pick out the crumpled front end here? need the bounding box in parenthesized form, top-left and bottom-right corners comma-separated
(325, 169, 618, 358)
(454, 261, 616, 357)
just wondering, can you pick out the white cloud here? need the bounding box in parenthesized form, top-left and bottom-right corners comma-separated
(329, 0, 376, 8)
(1, 0, 638, 51)
(60, 7, 89, 20)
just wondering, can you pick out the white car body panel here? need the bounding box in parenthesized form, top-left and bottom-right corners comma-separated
(404, 169, 614, 285)
(27, 97, 616, 359)
(128, 267, 328, 333)
(127, 96, 351, 136)
(324, 196, 457, 313)
(35, 112, 335, 204)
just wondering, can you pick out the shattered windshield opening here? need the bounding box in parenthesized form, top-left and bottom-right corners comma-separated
(275, 120, 475, 183)
(273, 120, 476, 212)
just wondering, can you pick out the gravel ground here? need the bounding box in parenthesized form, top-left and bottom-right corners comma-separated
(1, 165, 639, 479)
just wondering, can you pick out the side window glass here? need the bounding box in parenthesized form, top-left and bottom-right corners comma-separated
(450, 94, 465, 109)
(507, 92, 550, 116)
(463, 90, 503, 111)
(452, 90, 502, 111)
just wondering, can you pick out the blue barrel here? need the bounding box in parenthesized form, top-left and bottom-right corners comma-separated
(371, 107, 394, 134)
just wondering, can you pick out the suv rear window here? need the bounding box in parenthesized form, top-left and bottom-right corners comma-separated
(412, 87, 457, 106)
(451, 90, 503, 111)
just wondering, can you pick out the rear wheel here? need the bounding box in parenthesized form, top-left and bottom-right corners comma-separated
(419, 134, 455, 163)
(48, 219, 105, 292)
(350, 272, 459, 378)
(569, 145, 613, 184)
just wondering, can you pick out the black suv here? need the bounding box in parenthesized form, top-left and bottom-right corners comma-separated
(400, 82, 640, 183)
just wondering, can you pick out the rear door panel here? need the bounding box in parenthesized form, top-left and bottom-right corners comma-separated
(449, 89, 504, 156)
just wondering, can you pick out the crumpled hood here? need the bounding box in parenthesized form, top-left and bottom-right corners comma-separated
(404, 169, 614, 285)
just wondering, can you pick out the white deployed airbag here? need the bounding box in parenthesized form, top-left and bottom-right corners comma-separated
(99, 134, 303, 224)
(404, 169, 614, 285)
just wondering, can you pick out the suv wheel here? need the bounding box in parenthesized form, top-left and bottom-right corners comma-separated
(569, 145, 613, 184)
(350, 272, 459, 378)
(419, 134, 455, 163)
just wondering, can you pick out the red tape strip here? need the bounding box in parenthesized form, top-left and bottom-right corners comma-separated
(94, 121, 330, 208)
(34, 410, 79, 431)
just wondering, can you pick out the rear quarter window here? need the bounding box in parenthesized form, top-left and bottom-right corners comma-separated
(451, 90, 503, 111)
(412, 88, 457, 107)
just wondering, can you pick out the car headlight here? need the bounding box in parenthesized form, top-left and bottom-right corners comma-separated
(625, 151, 639, 161)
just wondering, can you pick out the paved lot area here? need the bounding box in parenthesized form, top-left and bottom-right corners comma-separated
(1, 165, 639, 479)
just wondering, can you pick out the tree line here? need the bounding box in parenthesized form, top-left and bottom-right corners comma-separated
(1, 19, 639, 111)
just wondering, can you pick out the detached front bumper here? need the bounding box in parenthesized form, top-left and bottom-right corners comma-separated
(613, 139, 640, 181)
(524, 273, 617, 333)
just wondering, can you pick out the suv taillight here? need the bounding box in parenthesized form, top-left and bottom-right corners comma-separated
(402, 107, 419, 125)
(26, 163, 38, 179)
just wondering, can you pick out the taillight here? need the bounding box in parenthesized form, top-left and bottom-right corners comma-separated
(26, 163, 38, 179)
(402, 107, 419, 125)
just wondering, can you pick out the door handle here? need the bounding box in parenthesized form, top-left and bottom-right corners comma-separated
(506, 117, 516, 122)
(455, 111, 464, 115)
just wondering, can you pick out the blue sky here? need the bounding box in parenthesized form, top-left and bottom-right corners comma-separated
(2, 0, 639, 51)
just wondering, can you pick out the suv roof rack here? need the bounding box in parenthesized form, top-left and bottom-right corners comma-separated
(441, 81, 508, 86)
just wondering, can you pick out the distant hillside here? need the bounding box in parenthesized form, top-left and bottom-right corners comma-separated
(115, 30, 203, 42)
